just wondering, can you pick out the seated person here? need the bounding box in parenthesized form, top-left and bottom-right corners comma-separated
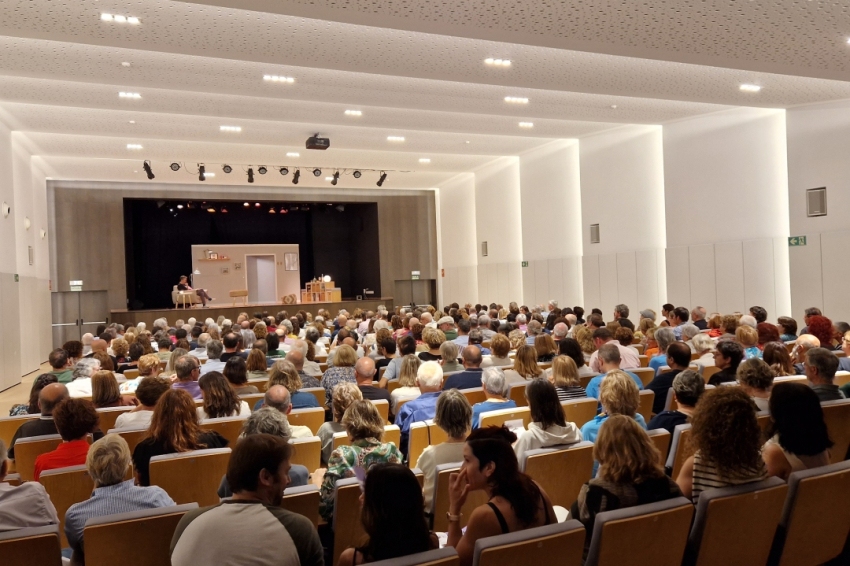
(709, 340, 745, 385)
(585, 344, 644, 400)
(513, 379, 581, 462)
(581, 370, 646, 444)
(354, 357, 392, 408)
(34, 398, 99, 481)
(647, 370, 704, 434)
(470, 367, 517, 430)
(259, 360, 320, 411)
(317, 383, 362, 465)
(8, 373, 57, 417)
(442, 347, 485, 391)
(547, 356, 587, 401)
(262, 386, 313, 438)
(646, 342, 692, 415)
(171, 434, 323, 566)
(223, 357, 259, 396)
(176, 275, 213, 306)
(390, 355, 422, 414)
(197, 372, 251, 421)
(737, 358, 773, 411)
(805, 347, 844, 402)
(0, 439, 59, 531)
(91, 370, 137, 409)
(438, 341, 463, 374)
(47, 348, 74, 383)
(120, 353, 162, 394)
(7, 383, 69, 460)
(395, 361, 444, 452)
(114, 376, 170, 430)
(338, 464, 438, 566)
(65, 435, 174, 563)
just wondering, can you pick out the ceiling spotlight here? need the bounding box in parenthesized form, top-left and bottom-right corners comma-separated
(419, 158, 431, 164)
(244, 202, 250, 207)
(335, 205, 346, 212)
(198, 164, 206, 181)
(279, 167, 289, 175)
(142, 161, 155, 180)
(177, 204, 184, 209)
(207, 206, 216, 213)
(220, 125, 242, 132)
(504, 96, 529, 104)
(292, 169, 301, 185)
(387, 136, 405, 142)
(247, 168, 254, 183)
(280, 207, 289, 214)
(222, 164, 232, 174)
(519, 122, 534, 128)
(313, 168, 322, 177)
(484, 58, 511, 67)
(269, 207, 276, 214)
(377, 172, 387, 187)
(286, 152, 300, 158)
(332, 171, 340, 186)
(221, 205, 228, 213)
(345, 110, 363, 116)
(126, 144, 143, 150)
(119, 92, 141, 99)
(255, 203, 261, 207)
(353, 170, 362, 179)
(170, 162, 181, 171)
(258, 166, 268, 175)
(263, 75, 295, 83)
(740, 84, 762, 92)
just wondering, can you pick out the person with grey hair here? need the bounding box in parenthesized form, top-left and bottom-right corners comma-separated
(692, 333, 716, 373)
(552, 322, 568, 342)
(264, 385, 313, 438)
(0, 438, 60, 531)
(525, 320, 543, 345)
(303, 326, 326, 356)
(613, 304, 634, 331)
(439, 341, 463, 373)
(516, 313, 528, 332)
(739, 314, 758, 329)
(396, 361, 444, 453)
(690, 307, 708, 330)
(172, 355, 202, 399)
(66, 358, 101, 398)
(189, 333, 210, 360)
(478, 315, 495, 340)
(681, 323, 700, 352)
(470, 367, 517, 429)
(805, 347, 843, 401)
(442, 346, 484, 390)
(647, 369, 705, 434)
(649, 326, 676, 374)
(200, 339, 225, 375)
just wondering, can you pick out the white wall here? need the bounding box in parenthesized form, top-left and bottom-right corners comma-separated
(663, 107, 792, 318)
(579, 126, 667, 315)
(474, 157, 523, 306)
(519, 140, 583, 310)
(191, 244, 301, 303)
(436, 173, 478, 306)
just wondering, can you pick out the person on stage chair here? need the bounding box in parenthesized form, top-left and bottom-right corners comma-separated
(177, 275, 214, 307)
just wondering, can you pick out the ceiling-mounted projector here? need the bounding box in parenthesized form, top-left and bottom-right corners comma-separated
(306, 134, 330, 150)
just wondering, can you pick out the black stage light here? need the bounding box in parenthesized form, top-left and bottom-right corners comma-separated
(312, 168, 322, 177)
(292, 169, 300, 185)
(170, 162, 181, 171)
(198, 164, 206, 181)
(143, 161, 155, 180)
(279, 167, 289, 175)
(258, 166, 268, 175)
(376, 171, 387, 187)
(247, 168, 254, 183)
(331, 171, 340, 186)
(353, 170, 362, 179)
(222, 164, 232, 174)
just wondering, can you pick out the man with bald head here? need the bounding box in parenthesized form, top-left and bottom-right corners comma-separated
(263, 385, 312, 438)
(442, 346, 484, 390)
(8, 383, 69, 460)
(285, 347, 321, 389)
(86, 338, 118, 368)
(354, 356, 392, 410)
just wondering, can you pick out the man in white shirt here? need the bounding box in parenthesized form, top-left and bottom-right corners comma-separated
(67, 358, 101, 398)
(200, 340, 226, 376)
(264, 386, 313, 438)
(189, 333, 210, 360)
(0, 439, 60, 531)
(588, 327, 640, 373)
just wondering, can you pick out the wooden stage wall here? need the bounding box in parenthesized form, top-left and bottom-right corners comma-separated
(110, 298, 394, 328)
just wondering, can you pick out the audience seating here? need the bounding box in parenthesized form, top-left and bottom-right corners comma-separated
(756, 410, 771, 440)
(123, 368, 140, 380)
(0, 525, 62, 566)
(701, 366, 720, 382)
(408, 420, 449, 469)
(432, 463, 490, 531)
(13, 433, 62, 481)
(108, 427, 148, 454)
(288, 407, 325, 435)
(773, 376, 807, 384)
(83, 503, 198, 566)
(39, 464, 94, 547)
(561, 398, 598, 428)
(820, 399, 850, 464)
(769, 460, 850, 566)
(395, 399, 413, 415)
(247, 377, 270, 392)
(1, 472, 21, 486)
(472, 520, 585, 566)
(333, 477, 367, 565)
(579, 373, 596, 389)
(631, 368, 655, 388)
(301, 387, 326, 408)
(332, 425, 401, 451)
(478, 406, 532, 430)
(584, 497, 695, 566)
(666, 424, 692, 480)
(371, 399, 390, 422)
(508, 382, 528, 407)
(96, 406, 135, 433)
(458, 388, 487, 407)
(834, 371, 850, 387)
(637, 390, 655, 422)
(281, 484, 320, 528)
(370, 548, 459, 566)
(387, 381, 401, 394)
(685, 477, 788, 566)
(239, 392, 265, 408)
(0, 413, 38, 449)
(200, 415, 247, 446)
(378, 367, 387, 381)
(646, 428, 671, 465)
(319, 363, 329, 373)
(633, 344, 645, 355)
(519, 441, 593, 509)
(638, 355, 649, 368)
(149, 448, 231, 506)
(289, 436, 321, 471)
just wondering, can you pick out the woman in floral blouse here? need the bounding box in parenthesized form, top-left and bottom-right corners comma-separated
(316, 400, 402, 522)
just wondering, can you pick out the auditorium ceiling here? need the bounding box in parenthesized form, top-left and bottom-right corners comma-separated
(1, 0, 849, 189)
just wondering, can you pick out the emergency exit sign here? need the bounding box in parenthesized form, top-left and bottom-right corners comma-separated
(788, 236, 807, 247)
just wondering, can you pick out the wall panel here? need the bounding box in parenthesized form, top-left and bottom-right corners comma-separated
(665, 247, 691, 308)
(821, 231, 850, 322)
(598, 254, 618, 312)
(743, 239, 777, 318)
(547, 259, 564, 308)
(714, 241, 746, 315)
(533, 260, 549, 307)
(582, 255, 600, 311)
(635, 250, 661, 314)
(616, 252, 638, 312)
(563, 257, 584, 309)
(687, 244, 717, 314)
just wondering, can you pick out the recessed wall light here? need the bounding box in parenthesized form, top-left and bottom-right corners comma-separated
(419, 158, 431, 164)
(325, 177, 333, 181)
(740, 84, 762, 92)
(519, 122, 534, 128)
(220, 126, 242, 132)
(485, 58, 511, 67)
(345, 110, 362, 116)
(101, 14, 140, 24)
(263, 75, 295, 83)
(504, 96, 529, 104)
(128, 120, 136, 124)
(387, 136, 405, 142)
(286, 152, 300, 158)
(610, 105, 618, 109)
(126, 144, 143, 150)
(119, 92, 141, 99)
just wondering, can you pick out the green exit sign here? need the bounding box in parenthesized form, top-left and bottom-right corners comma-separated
(521, 261, 529, 268)
(788, 236, 807, 247)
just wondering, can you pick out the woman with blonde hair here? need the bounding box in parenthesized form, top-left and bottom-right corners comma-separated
(253, 321, 268, 340)
(504, 345, 542, 383)
(548, 356, 587, 401)
(317, 382, 363, 464)
(197, 371, 250, 421)
(634, 317, 656, 341)
(580, 370, 646, 444)
(736, 325, 761, 359)
(246, 348, 269, 380)
(418, 327, 445, 362)
(120, 353, 162, 394)
(162, 348, 188, 377)
(266, 359, 319, 409)
(573, 326, 595, 360)
(91, 370, 137, 408)
(534, 335, 558, 363)
(508, 329, 526, 351)
(391, 355, 422, 412)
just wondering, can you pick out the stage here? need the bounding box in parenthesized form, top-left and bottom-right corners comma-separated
(109, 297, 395, 328)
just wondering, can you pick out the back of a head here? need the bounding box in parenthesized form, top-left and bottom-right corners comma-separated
(806, 347, 839, 380)
(222, 332, 239, 350)
(264, 384, 292, 413)
(226, 433, 291, 494)
(135, 376, 171, 407)
(462, 345, 482, 367)
(332, 382, 363, 421)
(673, 306, 689, 323)
(749, 306, 768, 324)
(54, 398, 99, 441)
(481, 367, 508, 397)
(343, 400, 384, 441)
(672, 369, 704, 407)
(768, 382, 833, 456)
(91, 370, 121, 407)
(526, 379, 566, 429)
(175, 355, 198, 381)
(38, 382, 70, 415)
(666, 342, 692, 368)
(434, 389, 472, 439)
(417, 360, 444, 388)
(594, 414, 663, 484)
(692, 333, 714, 354)
(224, 356, 248, 385)
(735, 324, 759, 347)
(655, 327, 675, 352)
(439, 340, 458, 362)
(87, 434, 131, 486)
(149, 388, 200, 451)
(49, 348, 69, 370)
(736, 358, 774, 391)
(716, 339, 745, 368)
(599, 370, 639, 417)
(243, 406, 291, 438)
(598, 343, 621, 365)
(681, 323, 699, 341)
(690, 387, 761, 476)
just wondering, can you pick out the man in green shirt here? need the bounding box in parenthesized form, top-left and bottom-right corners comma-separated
(438, 316, 458, 341)
(48, 348, 74, 383)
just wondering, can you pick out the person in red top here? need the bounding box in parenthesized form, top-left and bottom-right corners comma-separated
(34, 398, 99, 481)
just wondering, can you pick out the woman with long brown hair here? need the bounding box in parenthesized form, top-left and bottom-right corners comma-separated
(197, 371, 250, 421)
(246, 348, 269, 380)
(91, 370, 137, 408)
(504, 345, 542, 383)
(534, 334, 558, 363)
(131, 388, 228, 486)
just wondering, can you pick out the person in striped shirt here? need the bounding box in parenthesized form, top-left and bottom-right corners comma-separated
(547, 355, 588, 402)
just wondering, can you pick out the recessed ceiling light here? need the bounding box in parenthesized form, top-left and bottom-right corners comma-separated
(465, 141, 471, 144)
(610, 105, 618, 109)
(128, 120, 136, 124)
(220, 125, 242, 132)
(119, 92, 141, 99)
(519, 122, 534, 128)
(325, 177, 333, 181)
(126, 144, 143, 150)
(387, 136, 405, 142)
(263, 75, 295, 83)
(504, 96, 529, 104)
(485, 58, 511, 67)
(101, 13, 140, 24)
(345, 110, 362, 116)
(419, 158, 431, 164)
(121, 62, 131, 68)
(740, 84, 762, 92)
(204, 172, 215, 178)
(286, 152, 300, 158)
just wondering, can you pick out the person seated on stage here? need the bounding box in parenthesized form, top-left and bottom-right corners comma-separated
(177, 275, 213, 306)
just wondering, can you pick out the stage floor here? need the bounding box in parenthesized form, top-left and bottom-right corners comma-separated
(110, 297, 395, 327)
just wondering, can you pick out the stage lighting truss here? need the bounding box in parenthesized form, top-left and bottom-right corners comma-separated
(151, 161, 405, 184)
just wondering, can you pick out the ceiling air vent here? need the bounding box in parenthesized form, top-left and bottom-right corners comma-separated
(481, 241, 488, 257)
(807, 187, 827, 217)
(590, 224, 600, 244)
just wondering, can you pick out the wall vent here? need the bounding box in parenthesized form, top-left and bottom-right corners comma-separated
(28, 246, 33, 266)
(590, 224, 600, 244)
(481, 241, 488, 257)
(807, 187, 827, 217)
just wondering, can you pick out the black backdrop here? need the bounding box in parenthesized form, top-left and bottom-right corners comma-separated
(123, 199, 381, 310)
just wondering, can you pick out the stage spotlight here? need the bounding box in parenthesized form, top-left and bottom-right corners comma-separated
(221, 205, 228, 213)
(377, 171, 387, 187)
(258, 166, 268, 175)
(170, 162, 181, 171)
(176, 204, 184, 209)
(222, 164, 232, 174)
(255, 203, 261, 207)
(353, 170, 362, 179)
(331, 171, 340, 186)
(198, 164, 206, 181)
(269, 207, 276, 214)
(292, 169, 300, 185)
(243, 202, 250, 207)
(312, 168, 322, 177)
(280, 207, 289, 214)
(247, 168, 254, 183)
(143, 161, 155, 180)
(207, 206, 216, 213)
(279, 167, 289, 176)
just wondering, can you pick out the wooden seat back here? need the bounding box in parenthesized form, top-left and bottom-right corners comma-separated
(0, 525, 62, 566)
(108, 427, 148, 454)
(631, 368, 655, 388)
(39, 465, 94, 548)
(239, 393, 265, 409)
(520, 442, 593, 509)
(432, 463, 490, 531)
(646, 428, 672, 466)
(821, 399, 850, 464)
(14, 434, 62, 482)
(288, 407, 325, 435)
(123, 368, 140, 380)
(701, 366, 720, 383)
(200, 416, 247, 447)
(473, 521, 585, 566)
(301, 387, 326, 408)
(281, 484, 320, 528)
(289, 436, 321, 471)
(96, 407, 135, 433)
(333, 478, 367, 565)
(459, 388, 487, 406)
(478, 406, 531, 430)
(667, 424, 692, 481)
(371, 399, 390, 423)
(333, 425, 401, 451)
(0, 414, 39, 451)
(408, 420, 448, 469)
(561, 398, 598, 428)
(637, 390, 655, 422)
(508, 382, 528, 407)
(149, 448, 231, 506)
(638, 355, 649, 368)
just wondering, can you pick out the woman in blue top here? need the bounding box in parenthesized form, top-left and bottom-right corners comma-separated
(648, 327, 675, 374)
(254, 359, 319, 411)
(471, 367, 517, 429)
(581, 370, 647, 444)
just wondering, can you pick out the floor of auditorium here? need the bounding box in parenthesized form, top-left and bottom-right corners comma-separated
(0, 363, 48, 415)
